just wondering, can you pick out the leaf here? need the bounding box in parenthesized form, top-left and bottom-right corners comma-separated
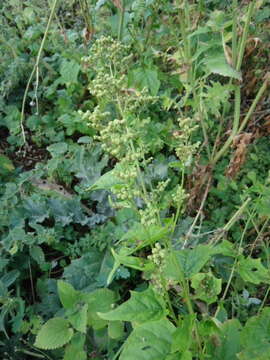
(204, 54, 242, 80)
(60, 59, 81, 84)
(82, 288, 116, 312)
(64, 333, 87, 360)
(87, 168, 123, 191)
(171, 315, 195, 353)
(1, 270, 19, 288)
(164, 245, 214, 280)
(108, 321, 125, 339)
(119, 319, 175, 360)
(47, 142, 68, 156)
(238, 307, 270, 360)
(68, 304, 88, 333)
(30, 246, 45, 265)
(98, 287, 166, 324)
(191, 272, 222, 304)
(63, 250, 105, 291)
(238, 257, 270, 285)
(57, 280, 80, 309)
(0, 154, 14, 173)
(34, 318, 74, 350)
(128, 67, 160, 95)
(208, 319, 242, 360)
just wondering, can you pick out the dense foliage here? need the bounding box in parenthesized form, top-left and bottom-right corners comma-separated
(1, 0, 270, 359)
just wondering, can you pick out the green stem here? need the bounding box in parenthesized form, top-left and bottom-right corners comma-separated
(20, 0, 59, 145)
(232, 0, 238, 68)
(211, 85, 240, 166)
(118, 0, 125, 41)
(236, 1, 256, 72)
(238, 77, 269, 133)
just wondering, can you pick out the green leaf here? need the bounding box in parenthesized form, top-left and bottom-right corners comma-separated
(108, 321, 125, 339)
(164, 245, 214, 280)
(87, 168, 123, 191)
(34, 318, 73, 350)
(191, 272, 222, 304)
(238, 257, 270, 285)
(57, 281, 80, 309)
(30, 246, 45, 265)
(0, 154, 14, 173)
(82, 288, 116, 312)
(119, 319, 175, 360)
(205, 54, 242, 80)
(171, 315, 195, 353)
(238, 307, 270, 360)
(47, 142, 68, 156)
(98, 287, 166, 324)
(128, 67, 160, 95)
(63, 333, 86, 360)
(68, 304, 88, 333)
(60, 59, 81, 84)
(209, 319, 242, 360)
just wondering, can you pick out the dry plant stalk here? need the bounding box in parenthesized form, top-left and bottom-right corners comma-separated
(226, 132, 253, 178)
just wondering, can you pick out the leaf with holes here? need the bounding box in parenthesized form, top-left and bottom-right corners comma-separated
(237, 256, 270, 285)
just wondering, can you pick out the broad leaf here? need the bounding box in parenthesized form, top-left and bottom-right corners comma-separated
(128, 67, 160, 95)
(60, 59, 81, 84)
(164, 245, 214, 280)
(119, 319, 175, 360)
(191, 272, 222, 304)
(205, 54, 242, 80)
(238, 307, 270, 360)
(34, 318, 73, 350)
(238, 257, 270, 285)
(98, 287, 166, 324)
(209, 319, 242, 360)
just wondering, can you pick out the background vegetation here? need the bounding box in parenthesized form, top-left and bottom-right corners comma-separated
(0, 0, 270, 359)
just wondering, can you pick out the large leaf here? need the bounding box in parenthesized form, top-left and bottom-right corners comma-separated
(206, 319, 242, 360)
(119, 319, 175, 360)
(60, 59, 81, 84)
(128, 67, 160, 95)
(82, 288, 117, 312)
(34, 318, 73, 350)
(238, 307, 270, 360)
(98, 287, 166, 324)
(63, 250, 104, 291)
(164, 245, 215, 280)
(237, 257, 270, 285)
(204, 54, 242, 80)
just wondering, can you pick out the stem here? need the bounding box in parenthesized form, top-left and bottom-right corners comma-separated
(118, 0, 125, 41)
(20, 0, 59, 145)
(211, 85, 240, 165)
(238, 77, 269, 133)
(232, 0, 238, 68)
(236, 1, 256, 72)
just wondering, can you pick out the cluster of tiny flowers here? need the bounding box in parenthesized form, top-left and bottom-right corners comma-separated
(173, 118, 200, 165)
(147, 243, 166, 292)
(171, 184, 188, 208)
(82, 36, 131, 74)
(139, 203, 158, 226)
